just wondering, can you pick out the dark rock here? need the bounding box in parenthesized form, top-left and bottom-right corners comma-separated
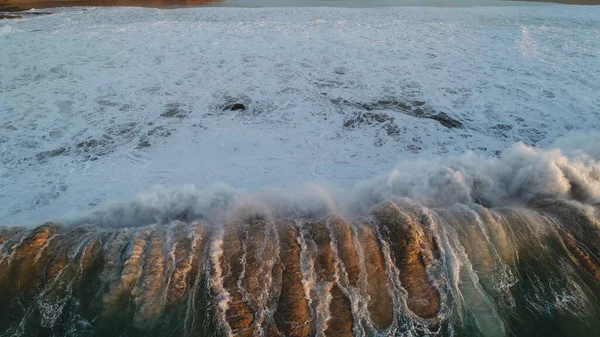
(223, 103, 246, 111)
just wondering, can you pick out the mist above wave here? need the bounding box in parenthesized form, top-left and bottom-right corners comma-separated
(65, 132, 600, 228)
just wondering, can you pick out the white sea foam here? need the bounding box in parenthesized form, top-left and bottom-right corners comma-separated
(56, 133, 600, 230)
(1, 6, 599, 226)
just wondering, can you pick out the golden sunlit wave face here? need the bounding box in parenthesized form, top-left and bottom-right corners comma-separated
(1, 199, 599, 337)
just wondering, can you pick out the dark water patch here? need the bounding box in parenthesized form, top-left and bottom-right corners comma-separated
(134, 125, 176, 149)
(343, 111, 403, 138)
(343, 112, 394, 127)
(135, 140, 151, 148)
(147, 125, 174, 138)
(334, 98, 463, 129)
(161, 103, 188, 118)
(428, 111, 463, 128)
(76, 138, 113, 158)
(35, 146, 66, 161)
(76, 138, 108, 150)
(105, 122, 139, 137)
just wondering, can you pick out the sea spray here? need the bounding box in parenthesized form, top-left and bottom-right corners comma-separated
(1, 137, 600, 336)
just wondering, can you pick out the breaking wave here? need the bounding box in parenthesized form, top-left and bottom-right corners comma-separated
(1, 133, 599, 337)
(67, 132, 600, 228)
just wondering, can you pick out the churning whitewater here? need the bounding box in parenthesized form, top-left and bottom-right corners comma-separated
(1, 5, 600, 337)
(1, 138, 599, 337)
(2, 5, 600, 226)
